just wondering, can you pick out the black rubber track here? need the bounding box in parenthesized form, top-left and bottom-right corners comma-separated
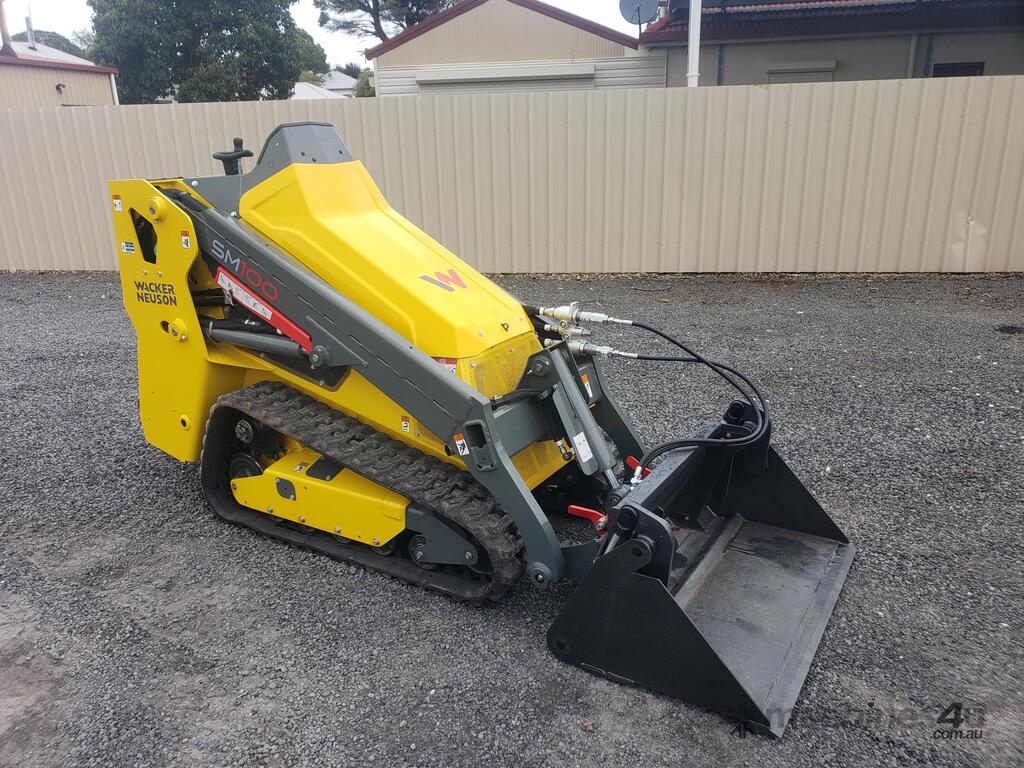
(199, 380, 524, 602)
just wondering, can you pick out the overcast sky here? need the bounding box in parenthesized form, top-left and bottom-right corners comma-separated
(4, 0, 640, 68)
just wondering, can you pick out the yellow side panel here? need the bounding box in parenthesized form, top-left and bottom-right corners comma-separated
(239, 161, 533, 359)
(231, 448, 407, 545)
(461, 332, 574, 487)
(109, 179, 244, 461)
(462, 331, 541, 399)
(513, 440, 570, 490)
(112, 167, 571, 492)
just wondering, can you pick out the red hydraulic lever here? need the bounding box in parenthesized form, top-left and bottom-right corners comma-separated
(567, 504, 608, 534)
(626, 456, 652, 479)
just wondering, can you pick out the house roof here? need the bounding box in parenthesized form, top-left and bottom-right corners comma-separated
(323, 70, 357, 90)
(364, 0, 638, 60)
(640, 0, 1024, 43)
(292, 81, 346, 100)
(0, 41, 118, 75)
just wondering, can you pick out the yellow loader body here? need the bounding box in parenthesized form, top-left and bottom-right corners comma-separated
(109, 123, 854, 737)
(112, 160, 566, 546)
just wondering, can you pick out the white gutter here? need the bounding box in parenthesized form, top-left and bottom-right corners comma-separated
(109, 73, 119, 105)
(415, 62, 595, 85)
(687, 0, 703, 87)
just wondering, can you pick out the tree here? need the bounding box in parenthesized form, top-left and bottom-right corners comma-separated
(88, 0, 173, 104)
(88, 0, 329, 104)
(292, 28, 329, 76)
(11, 29, 85, 57)
(70, 28, 96, 58)
(314, 1, 459, 43)
(352, 69, 375, 97)
(298, 70, 327, 86)
(337, 61, 364, 79)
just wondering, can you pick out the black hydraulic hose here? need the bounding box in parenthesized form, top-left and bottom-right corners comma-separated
(626, 321, 770, 473)
(634, 353, 765, 412)
(520, 304, 769, 472)
(634, 354, 757, 404)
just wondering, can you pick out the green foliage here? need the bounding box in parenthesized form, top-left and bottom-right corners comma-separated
(352, 69, 375, 98)
(11, 29, 85, 58)
(336, 61, 364, 79)
(88, 0, 173, 104)
(70, 28, 96, 58)
(314, 1, 459, 43)
(298, 70, 327, 86)
(292, 28, 329, 76)
(88, 0, 329, 104)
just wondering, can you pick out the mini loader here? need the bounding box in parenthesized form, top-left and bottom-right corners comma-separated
(110, 122, 853, 736)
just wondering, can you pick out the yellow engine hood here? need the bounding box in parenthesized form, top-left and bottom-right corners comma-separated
(240, 161, 531, 359)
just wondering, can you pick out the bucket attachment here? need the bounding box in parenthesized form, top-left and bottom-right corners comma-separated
(548, 417, 854, 737)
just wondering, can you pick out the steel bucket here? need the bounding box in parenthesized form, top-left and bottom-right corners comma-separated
(548, 433, 854, 737)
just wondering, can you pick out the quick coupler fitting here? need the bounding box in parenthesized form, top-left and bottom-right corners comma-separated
(543, 338, 639, 359)
(542, 324, 591, 338)
(532, 302, 633, 326)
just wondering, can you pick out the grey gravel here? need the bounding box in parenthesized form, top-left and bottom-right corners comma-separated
(1, 272, 1022, 768)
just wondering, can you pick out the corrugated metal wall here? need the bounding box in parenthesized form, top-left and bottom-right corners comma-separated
(0, 65, 115, 108)
(376, 57, 667, 96)
(1, 76, 1022, 272)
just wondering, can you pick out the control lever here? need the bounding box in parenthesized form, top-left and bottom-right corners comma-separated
(212, 137, 254, 176)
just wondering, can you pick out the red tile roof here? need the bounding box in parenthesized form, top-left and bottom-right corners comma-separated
(0, 41, 118, 75)
(365, 0, 638, 60)
(640, 0, 1024, 43)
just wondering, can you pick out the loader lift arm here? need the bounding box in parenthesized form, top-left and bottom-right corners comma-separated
(164, 189, 604, 585)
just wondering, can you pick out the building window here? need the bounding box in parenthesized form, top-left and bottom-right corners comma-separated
(931, 62, 985, 78)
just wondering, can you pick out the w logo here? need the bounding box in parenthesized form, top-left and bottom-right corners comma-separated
(420, 269, 466, 292)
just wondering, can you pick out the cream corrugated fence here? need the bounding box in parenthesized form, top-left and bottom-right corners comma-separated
(1, 76, 1022, 272)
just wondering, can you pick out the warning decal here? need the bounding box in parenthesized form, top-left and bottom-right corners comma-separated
(581, 373, 593, 399)
(434, 357, 458, 375)
(112, 195, 123, 212)
(453, 432, 470, 456)
(401, 416, 411, 433)
(572, 431, 594, 464)
(181, 231, 192, 249)
(217, 269, 272, 321)
(214, 267, 313, 353)
(120, 241, 135, 253)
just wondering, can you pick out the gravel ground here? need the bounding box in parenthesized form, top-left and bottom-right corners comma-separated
(1, 272, 1022, 768)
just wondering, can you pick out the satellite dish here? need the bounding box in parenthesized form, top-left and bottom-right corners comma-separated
(620, 0, 659, 25)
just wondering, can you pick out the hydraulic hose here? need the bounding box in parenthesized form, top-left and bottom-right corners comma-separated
(525, 303, 771, 475)
(625, 321, 771, 476)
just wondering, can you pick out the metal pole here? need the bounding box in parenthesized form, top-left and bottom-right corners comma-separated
(905, 33, 919, 79)
(0, 0, 16, 57)
(686, 0, 703, 87)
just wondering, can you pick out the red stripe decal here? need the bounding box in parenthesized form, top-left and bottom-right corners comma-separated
(215, 268, 313, 353)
